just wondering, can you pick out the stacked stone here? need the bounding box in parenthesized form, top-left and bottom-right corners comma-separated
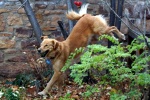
(0, 0, 68, 77)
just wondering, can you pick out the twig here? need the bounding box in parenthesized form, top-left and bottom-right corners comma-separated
(17, 0, 27, 11)
(144, 10, 146, 35)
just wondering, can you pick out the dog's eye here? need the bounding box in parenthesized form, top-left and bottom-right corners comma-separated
(44, 45, 48, 47)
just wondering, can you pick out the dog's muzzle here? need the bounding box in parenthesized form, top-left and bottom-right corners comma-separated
(38, 49, 49, 57)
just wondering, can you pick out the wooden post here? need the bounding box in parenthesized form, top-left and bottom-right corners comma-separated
(19, 0, 43, 44)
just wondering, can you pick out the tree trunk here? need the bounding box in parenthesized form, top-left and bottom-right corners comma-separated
(19, 0, 43, 44)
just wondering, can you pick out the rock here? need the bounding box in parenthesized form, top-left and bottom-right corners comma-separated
(87, 0, 99, 4)
(22, 15, 29, 21)
(21, 38, 39, 49)
(25, 23, 32, 27)
(120, 18, 129, 34)
(17, 8, 25, 14)
(44, 10, 51, 15)
(51, 16, 61, 22)
(4, 1, 15, 6)
(51, 31, 62, 37)
(44, 10, 64, 15)
(7, 27, 14, 33)
(4, 49, 20, 54)
(7, 15, 23, 26)
(0, 36, 16, 49)
(35, 13, 43, 20)
(0, 32, 13, 37)
(51, 16, 61, 26)
(0, 62, 30, 78)
(35, 4, 47, 9)
(0, 15, 4, 21)
(42, 26, 57, 31)
(0, 8, 8, 14)
(146, 20, 150, 32)
(0, 51, 4, 63)
(47, 5, 55, 10)
(15, 27, 33, 38)
(98, 5, 109, 16)
(0, 21, 5, 31)
(0, 15, 5, 31)
(43, 31, 52, 36)
(7, 55, 27, 62)
(55, 4, 67, 10)
(7, 0, 18, 1)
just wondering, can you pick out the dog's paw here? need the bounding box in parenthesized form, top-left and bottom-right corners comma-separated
(120, 34, 126, 40)
(37, 58, 45, 63)
(38, 91, 47, 96)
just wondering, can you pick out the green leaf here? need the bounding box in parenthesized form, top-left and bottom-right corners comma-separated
(136, 73, 150, 86)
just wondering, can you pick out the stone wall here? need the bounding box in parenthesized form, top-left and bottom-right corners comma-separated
(0, 0, 109, 78)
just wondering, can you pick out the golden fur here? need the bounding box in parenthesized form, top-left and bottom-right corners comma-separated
(38, 4, 125, 96)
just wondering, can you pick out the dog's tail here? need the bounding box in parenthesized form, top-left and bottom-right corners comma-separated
(66, 4, 89, 20)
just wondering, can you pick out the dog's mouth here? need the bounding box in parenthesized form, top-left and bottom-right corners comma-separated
(40, 50, 49, 57)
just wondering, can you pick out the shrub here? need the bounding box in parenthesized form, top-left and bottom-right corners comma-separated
(62, 35, 150, 99)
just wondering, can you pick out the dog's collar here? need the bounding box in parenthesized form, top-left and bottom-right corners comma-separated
(45, 59, 51, 65)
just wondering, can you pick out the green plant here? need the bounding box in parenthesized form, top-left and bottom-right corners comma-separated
(0, 89, 4, 99)
(12, 73, 34, 87)
(81, 85, 99, 98)
(0, 86, 26, 100)
(62, 35, 150, 99)
(59, 92, 74, 100)
(110, 93, 127, 100)
(4, 88, 20, 100)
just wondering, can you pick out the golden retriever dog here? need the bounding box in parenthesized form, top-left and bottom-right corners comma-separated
(38, 4, 125, 96)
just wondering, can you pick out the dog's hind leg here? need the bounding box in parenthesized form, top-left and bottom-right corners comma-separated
(106, 26, 126, 40)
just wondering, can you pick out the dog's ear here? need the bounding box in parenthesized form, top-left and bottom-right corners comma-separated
(52, 40, 59, 50)
(41, 36, 48, 40)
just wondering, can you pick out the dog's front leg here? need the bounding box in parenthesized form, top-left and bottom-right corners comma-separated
(38, 60, 63, 96)
(38, 71, 61, 95)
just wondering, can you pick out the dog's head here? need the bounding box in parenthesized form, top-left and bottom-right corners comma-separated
(38, 36, 60, 58)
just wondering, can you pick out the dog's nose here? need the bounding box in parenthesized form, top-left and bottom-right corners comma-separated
(37, 49, 41, 53)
